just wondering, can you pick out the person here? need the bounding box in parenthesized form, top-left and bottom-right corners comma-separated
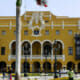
(8, 68, 12, 80)
(2, 68, 5, 80)
(67, 68, 74, 80)
(74, 68, 77, 77)
(59, 69, 61, 77)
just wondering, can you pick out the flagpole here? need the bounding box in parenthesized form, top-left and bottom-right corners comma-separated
(15, 0, 22, 80)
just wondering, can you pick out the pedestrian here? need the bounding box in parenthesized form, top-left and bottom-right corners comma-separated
(74, 68, 77, 77)
(8, 68, 12, 80)
(67, 68, 74, 80)
(2, 68, 5, 80)
(59, 69, 61, 78)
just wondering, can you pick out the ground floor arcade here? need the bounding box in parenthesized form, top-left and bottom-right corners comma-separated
(0, 61, 80, 73)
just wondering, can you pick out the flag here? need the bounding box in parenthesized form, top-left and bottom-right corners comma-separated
(36, 0, 48, 7)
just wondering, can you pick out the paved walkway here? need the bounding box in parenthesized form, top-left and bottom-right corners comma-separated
(0, 74, 80, 80)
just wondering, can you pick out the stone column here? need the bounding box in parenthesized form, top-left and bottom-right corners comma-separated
(30, 43, 32, 61)
(62, 65, 67, 69)
(7, 65, 11, 72)
(30, 64, 32, 72)
(51, 46, 53, 61)
(41, 43, 43, 61)
(75, 65, 78, 72)
(51, 64, 53, 72)
(40, 64, 43, 72)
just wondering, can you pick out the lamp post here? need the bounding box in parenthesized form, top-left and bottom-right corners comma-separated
(24, 55, 27, 77)
(24, 43, 29, 77)
(15, 0, 22, 80)
(45, 48, 48, 74)
(44, 47, 48, 80)
(54, 40, 58, 78)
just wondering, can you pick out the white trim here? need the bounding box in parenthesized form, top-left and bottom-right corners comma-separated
(51, 21, 54, 29)
(0, 18, 16, 19)
(7, 65, 11, 67)
(31, 26, 42, 37)
(52, 40, 64, 49)
(31, 40, 42, 45)
(21, 40, 31, 46)
(22, 25, 28, 27)
(78, 20, 80, 29)
(9, 40, 16, 49)
(42, 40, 52, 44)
(9, 21, 12, 30)
(62, 21, 64, 29)
(0, 25, 9, 27)
(49, 13, 52, 20)
(0, 25, 16, 27)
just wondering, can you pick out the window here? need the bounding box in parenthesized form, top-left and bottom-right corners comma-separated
(34, 30, 39, 35)
(56, 30, 60, 35)
(45, 30, 49, 35)
(45, 21, 49, 23)
(14, 31, 16, 35)
(68, 47, 73, 55)
(68, 30, 72, 35)
(2, 31, 6, 35)
(27, 21, 29, 24)
(77, 41, 80, 45)
(76, 47, 80, 55)
(24, 30, 28, 35)
(1, 47, 5, 55)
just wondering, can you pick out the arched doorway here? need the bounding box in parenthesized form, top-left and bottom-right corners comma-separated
(32, 62, 40, 72)
(32, 42, 41, 55)
(22, 42, 30, 55)
(43, 41, 52, 55)
(0, 61, 6, 72)
(53, 41, 62, 55)
(43, 62, 51, 72)
(23, 62, 30, 73)
(54, 62, 62, 70)
(78, 63, 80, 72)
(11, 42, 16, 55)
(11, 62, 15, 72)
(67, 62, 75, 70)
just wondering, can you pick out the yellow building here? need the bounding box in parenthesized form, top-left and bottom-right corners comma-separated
(0, 11, 80, 73)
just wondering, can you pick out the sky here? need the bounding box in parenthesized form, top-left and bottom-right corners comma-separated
(0, 0, 80, 17)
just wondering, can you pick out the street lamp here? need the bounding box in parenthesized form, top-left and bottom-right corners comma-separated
(44, 48, 48, 74)
(24, 43, 29, 77)
(54, 40, 58, 78)
(44, 45, 51, 74)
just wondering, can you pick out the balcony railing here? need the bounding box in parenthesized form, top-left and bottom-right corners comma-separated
(8, 54, 65, 61)
(8, 55, 30, 61)
(32, 55, 41, 59)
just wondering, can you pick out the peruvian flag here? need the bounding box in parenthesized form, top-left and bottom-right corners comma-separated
(36, 0, 48, 7)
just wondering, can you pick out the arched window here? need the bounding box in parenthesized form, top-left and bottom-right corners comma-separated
(0, 62, 6, 72)
(11, 42, 16, 55)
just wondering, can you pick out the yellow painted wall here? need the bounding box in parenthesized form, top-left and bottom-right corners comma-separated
(0, 11, 80, 72)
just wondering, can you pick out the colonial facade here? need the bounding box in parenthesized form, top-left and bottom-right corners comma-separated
(0, 11, 80, 73)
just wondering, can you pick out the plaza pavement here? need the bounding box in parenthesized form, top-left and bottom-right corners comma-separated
(0, 74, 80, 80)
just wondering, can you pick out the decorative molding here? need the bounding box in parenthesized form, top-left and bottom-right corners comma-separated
(52, 40, 64, 49)
(42, 40, 52, 44)
(22, 25, 28, 27)
(21, 40, 31, 46)
(0, 18, 16, 19)
(31, 40, 42, 45)
(9, 21, 12, 30)
(62, 21, 64, 29)
(78, 20, 80, 29)
(31, 26, 42, 37)
(51, 21, 54, 29)
(9, 40, 16, 49)
(49, 13, 52, 20)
